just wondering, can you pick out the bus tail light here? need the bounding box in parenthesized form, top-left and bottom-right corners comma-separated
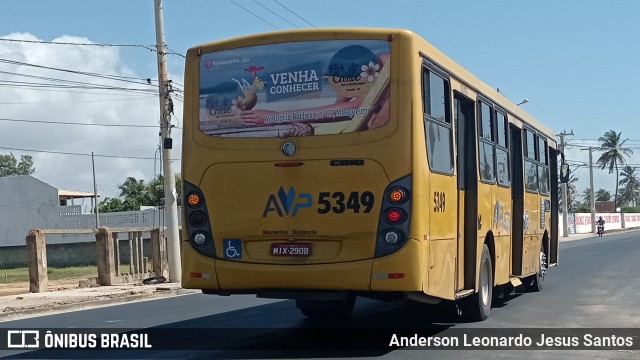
(189, 211, 208, 227)
(388, 188, 407, 203)
(375, 175, 412, 257)
(385, 208, 405, 223)
(187, 193, 202, 207)
(184, 180, 216, 258)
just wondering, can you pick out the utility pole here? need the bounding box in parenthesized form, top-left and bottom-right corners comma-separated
(92, 152, 99, 228)
(154, 0, 181, 283)
(588, 147, 596, 233)
(558, 130, 573, 237)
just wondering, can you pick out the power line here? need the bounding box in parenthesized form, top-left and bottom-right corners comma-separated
(252, 0, 299, 28)
(0, 37, 158, 52)
(1, 34, 188, 60)
(0, 95, 157, 105)
(0, 68, 154, 88)
(272, 0, 316, 27)
(0, 145, 180, 161)
(0, 117, 183, 129)
(0, 81, 158, 95)
(229, 0, 280, 29)
(0, 57, 157, 86)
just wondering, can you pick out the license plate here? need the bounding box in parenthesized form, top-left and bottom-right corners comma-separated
(271, 242, 312, 256)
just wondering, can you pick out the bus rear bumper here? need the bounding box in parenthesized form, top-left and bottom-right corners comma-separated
(181, 239, 425, 295)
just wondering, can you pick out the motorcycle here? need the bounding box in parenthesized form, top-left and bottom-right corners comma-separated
(597, 223, 604, 237)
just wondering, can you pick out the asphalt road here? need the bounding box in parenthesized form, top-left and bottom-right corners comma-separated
(2, 231, 639, 359)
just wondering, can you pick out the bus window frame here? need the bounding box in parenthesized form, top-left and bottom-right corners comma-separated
(477, 97, 496, 185)
(421, 61, 454, 176)
(494, 107, 511, 188)
(537, 135, 550, 195)
(523, 125, 540, 194)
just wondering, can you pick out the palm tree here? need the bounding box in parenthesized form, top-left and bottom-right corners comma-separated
(619, 165, 640, 207)
(581, 187, 592, 205)
(595, 188, 612, 202)
(559, 173, 579, 211)
(597, 130, 633, 208)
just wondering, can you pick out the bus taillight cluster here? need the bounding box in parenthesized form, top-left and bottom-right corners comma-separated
(184, 180, 216, 258)
(375, 176, 412, 256)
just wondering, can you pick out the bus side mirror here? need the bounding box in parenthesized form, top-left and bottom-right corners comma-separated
(559, 163, 570, 183)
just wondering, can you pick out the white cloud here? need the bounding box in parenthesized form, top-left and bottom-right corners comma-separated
(0, 33, 182, 201)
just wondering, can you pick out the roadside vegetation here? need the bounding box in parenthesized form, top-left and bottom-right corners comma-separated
(0, 263, 151, 283)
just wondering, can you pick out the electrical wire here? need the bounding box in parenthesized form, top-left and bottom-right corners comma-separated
(252, 0, 299, 28)
(229, 0, 280, 29)
(0, 145, 180, 161)
(0, 57, 157, 86)
(272, 0, 316, 27)
(0, 95, 157, 105)
(0, 117, 170, 128)
(0, 37, 157, 52)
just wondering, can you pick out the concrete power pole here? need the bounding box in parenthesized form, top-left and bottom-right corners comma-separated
(588, 147, 596, 233)
(154, 0, 181, 283)
(558, 130, 573, 237)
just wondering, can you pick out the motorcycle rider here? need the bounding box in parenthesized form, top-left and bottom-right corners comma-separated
(597, 216, 605, 236)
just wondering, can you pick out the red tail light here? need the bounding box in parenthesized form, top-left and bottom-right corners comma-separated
(386, 209, 402, 223)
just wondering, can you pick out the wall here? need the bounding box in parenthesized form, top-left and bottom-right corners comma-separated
(0, 238, 153, 269)
(0, 176, 59, 247)
(0, 175, 180, 247)
(562, 212, 640, 234)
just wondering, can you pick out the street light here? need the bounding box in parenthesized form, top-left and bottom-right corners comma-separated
(516, 99, 530, 106)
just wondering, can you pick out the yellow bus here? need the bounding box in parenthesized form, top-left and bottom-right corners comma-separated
(180, 28, 559, 321)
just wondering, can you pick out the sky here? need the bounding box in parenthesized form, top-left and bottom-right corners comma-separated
(1, 0, 639, 210)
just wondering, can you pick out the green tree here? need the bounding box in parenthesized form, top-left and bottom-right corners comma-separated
(574, 203, 592, 213)
(98, 197, 140, 212)
(0, 153, 35, 177)
(148, 173, 183, 207)
(118, 177, 153, 209)
(595, 188, 612, 202)
(618, 165, 640, 207)
(581, 187, 592, 205)
(597, 130, 632, 208)
(559, 173, 579, 211)
(98, 174, 183, 213)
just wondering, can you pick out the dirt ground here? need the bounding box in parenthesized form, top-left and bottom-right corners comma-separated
(0, 276, 184, 320)
(0, 276, 97, 297)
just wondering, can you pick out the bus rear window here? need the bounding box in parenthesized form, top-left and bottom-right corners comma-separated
(198, 40, 391, 138)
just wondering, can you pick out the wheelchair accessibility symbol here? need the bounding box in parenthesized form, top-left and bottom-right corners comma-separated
(224, 239, 242, 260)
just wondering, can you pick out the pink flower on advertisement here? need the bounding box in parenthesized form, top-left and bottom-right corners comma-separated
(360, 61, 380, 82)
(245, 65, 264, 79)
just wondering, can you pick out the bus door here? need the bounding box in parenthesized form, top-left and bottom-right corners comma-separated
(509, 124, 524, 275)
(424, 67, 459, 299)
(454, 93, 477, 291)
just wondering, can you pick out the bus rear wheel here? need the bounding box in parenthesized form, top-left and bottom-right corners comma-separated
(463, 244, 493, 321)
(296, 296, 355, 319)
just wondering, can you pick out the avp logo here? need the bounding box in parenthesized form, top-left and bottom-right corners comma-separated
(263, 186, 312, 217)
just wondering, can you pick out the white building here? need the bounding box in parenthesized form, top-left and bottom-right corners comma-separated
(0, 176, 174, 267)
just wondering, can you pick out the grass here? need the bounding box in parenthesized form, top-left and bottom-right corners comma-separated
(0, 262, 153, 283)
(0, 265, 98, 283)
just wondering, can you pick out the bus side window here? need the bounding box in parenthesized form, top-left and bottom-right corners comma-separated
(495, 110, 510, 186)
(524, 129, 539, 192)
(478, 101, 495, 182)
(538, 137, 549, 194)
(422, 68, 453, 175)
